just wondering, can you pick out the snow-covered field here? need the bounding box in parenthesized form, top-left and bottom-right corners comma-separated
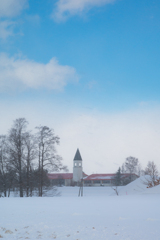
(1, 177, 160, 240)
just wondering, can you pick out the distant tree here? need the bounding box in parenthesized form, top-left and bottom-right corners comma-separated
(0, 119, 68, 197)
(144, 161, 159, 187)
(111, 167, 122, 196)
(136, 163, 143, 177)
(23, 132, 37, 197)
(0, 135, 8, 197)
(35, 126, 67, 197)
(7, 118, 28, 197)
(125, 156, 138, 181)
(114, 167, 122, 186)
(121, 163, 126, 173)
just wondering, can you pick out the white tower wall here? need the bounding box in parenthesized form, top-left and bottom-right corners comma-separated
(73, 160, 82, 182)
(73, 149, 83, 183)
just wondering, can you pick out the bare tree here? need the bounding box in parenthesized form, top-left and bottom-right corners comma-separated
(111, 186, 119, 196)
(0, 135, 16, 197)
(121, 163, 126, 173)
(111, 168, 122, 196)
(125, 156, 138, 181)
(7, 118, 28, 197)
(0, 135, 8, 197)
(35, 126, 67, 197)
(144, 161, 159, 187)
(136, 163, 143, 177)
(23, 132, 37, 197)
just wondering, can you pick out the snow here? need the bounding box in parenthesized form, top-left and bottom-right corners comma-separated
(117, 175, 160, 195)
(90, 176, 112, 180)
(143, 184, 160, 194)
(1, 176, 160, 240)
(117, 175, 149, 195)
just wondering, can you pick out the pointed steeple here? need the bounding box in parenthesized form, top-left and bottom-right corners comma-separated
(73, 148, 82, 161)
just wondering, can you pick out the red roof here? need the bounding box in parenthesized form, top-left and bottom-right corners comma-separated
(48, 173, 73, 180)
(48, 173, 137, 181)
(84, 173, 137, 181)
(84, 174, 115, 181)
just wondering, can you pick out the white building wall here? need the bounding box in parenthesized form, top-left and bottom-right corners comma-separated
(65, 179, 72, 186)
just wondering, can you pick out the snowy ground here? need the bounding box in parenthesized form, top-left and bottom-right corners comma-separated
(1, 177, 160, 240)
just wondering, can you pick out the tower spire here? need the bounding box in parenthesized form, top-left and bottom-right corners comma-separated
(74, 148, 82, 161)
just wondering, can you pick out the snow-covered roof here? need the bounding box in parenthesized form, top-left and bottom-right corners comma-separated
(48, 173, 73, 180)
(48, 172, 138, 181)
(48, 172, 87, 180)
(84, 174, 114, 181)
(84, 173, 138, 181)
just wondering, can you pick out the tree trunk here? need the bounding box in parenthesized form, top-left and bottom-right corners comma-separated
(19, 171, 23, 197)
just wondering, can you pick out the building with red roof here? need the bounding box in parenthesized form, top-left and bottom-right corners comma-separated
(83, 173, 138, 186)
(48, 149, 138, 186)
(48, 149, 88, 186)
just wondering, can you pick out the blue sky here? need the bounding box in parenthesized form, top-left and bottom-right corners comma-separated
(0, 0, 160, 174)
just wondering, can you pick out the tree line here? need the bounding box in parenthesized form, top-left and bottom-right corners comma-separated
(113, 156, 159, 187)
(0, 118, 67, 197)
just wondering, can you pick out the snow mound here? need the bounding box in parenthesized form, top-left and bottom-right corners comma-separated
(143, 184, 160, 194)
(118, 175, 160, 195)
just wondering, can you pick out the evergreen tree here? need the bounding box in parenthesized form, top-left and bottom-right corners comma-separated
(114, 167, 122, 186)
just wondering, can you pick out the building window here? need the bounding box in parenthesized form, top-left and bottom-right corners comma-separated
(75, 163, 77, 166)
(84, 180, 91, 184)
(79, 163, 81, 166)
(102, 180, 110, 184)
(93, 180, 101, 184)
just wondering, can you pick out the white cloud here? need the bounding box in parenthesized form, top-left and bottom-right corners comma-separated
(0, 0, 28, 18)
(53, 0, 116, 21)
(0, 53, 78, 91)
(0, 0, 28, 39)
(0, 20, 15, 39)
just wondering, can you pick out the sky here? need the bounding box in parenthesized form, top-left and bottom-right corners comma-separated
(0, 0, 160, 175)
